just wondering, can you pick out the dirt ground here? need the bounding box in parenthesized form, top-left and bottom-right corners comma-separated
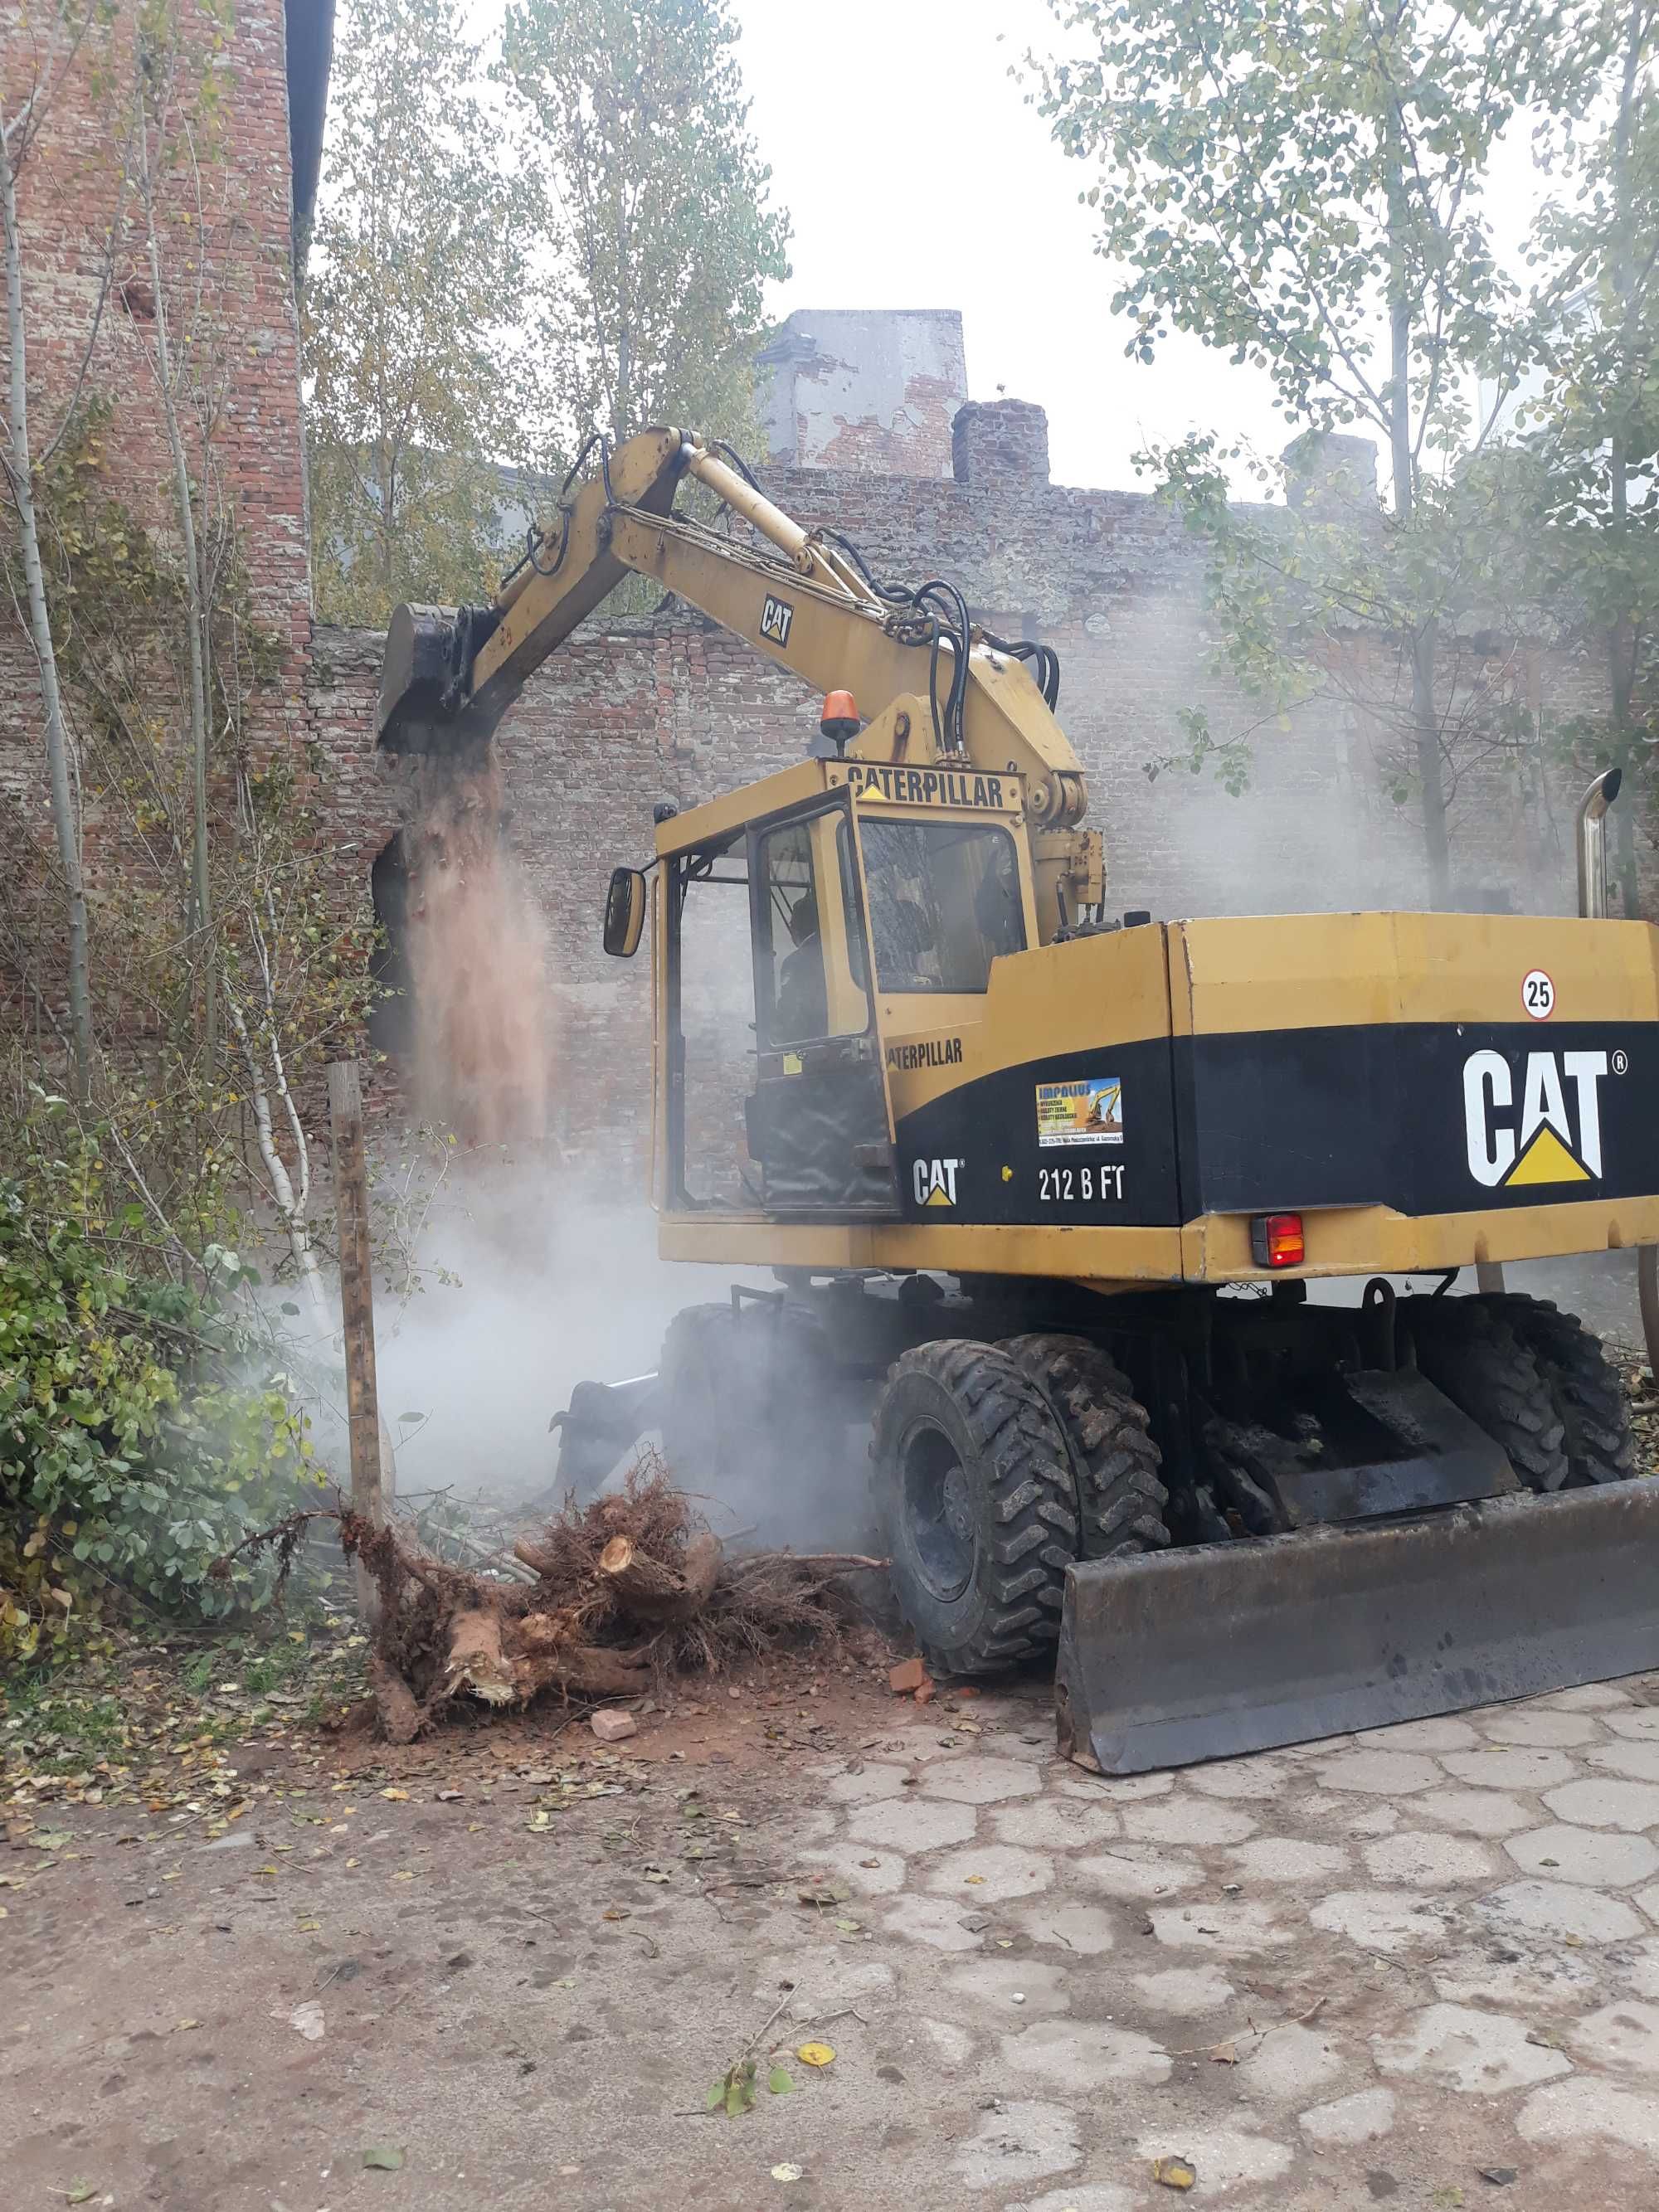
(8, 1641, 1659, 2212)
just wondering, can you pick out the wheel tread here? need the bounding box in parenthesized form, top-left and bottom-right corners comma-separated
(1000, 1333, 1170, 1560)
(878, 1337, 1080, 1676)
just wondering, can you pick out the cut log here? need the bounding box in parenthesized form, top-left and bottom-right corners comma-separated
(445, 1607, 518, 1704)
(598, 1529, 722, 1622)
(368, 1651, 427, 1745)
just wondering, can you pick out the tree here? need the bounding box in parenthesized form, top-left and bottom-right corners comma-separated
(499, 0, 791, 464)
(1037, 0, 1585, 903)
(1, 0, 121, 1097)
(1512, 1, 1659, 915)
(304, 0, 528, 626)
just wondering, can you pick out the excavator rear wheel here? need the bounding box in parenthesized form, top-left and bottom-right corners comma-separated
(1409, 1296, 1569, 1493)
(873, 1339, 1078, 1678)
(1000, 1334, 1170, 1560)
(1487, 1293, 1637, 1487)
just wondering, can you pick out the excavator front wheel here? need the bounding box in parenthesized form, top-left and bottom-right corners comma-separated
(1409, 1296, 1569, 1494)
(1486, 1293, 1637, 1487)
(873, 1339, 1078, 1677)
(1000, 1333, 1170, 1561)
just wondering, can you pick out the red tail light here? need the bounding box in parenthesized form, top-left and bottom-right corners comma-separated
(1250, 1212, 1305, 1269)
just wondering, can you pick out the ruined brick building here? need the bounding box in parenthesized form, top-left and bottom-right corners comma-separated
(2, 7, 1646, 1172)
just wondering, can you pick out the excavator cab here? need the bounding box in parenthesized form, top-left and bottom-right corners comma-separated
(632, 747, 1045, 1228)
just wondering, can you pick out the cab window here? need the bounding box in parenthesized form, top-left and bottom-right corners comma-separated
(860, 819, 1025, 993)
(755, 810, 870, 1044)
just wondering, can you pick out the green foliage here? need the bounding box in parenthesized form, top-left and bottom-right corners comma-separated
(499, 0, 791, 461)
(1037, 1, 1651, 898)
(0, 1105, 324, 1658)
(1036, 0, 1571, 470)
(304, 0, 529, 624)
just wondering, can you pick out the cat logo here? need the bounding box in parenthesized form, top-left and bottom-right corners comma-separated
(1463, 1048, 1610, 1189)
(759, 594, 795, 648)
(913, 1156, 964, 1208)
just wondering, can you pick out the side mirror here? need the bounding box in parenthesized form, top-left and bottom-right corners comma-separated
(602, 866, 648, 958)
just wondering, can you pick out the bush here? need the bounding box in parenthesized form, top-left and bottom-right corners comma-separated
(0, 1111, 324, 1660)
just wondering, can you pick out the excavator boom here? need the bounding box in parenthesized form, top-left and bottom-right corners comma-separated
(377, 426, 1087, 829)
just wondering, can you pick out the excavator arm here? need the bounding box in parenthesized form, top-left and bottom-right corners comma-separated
(376, 426, 1089, 834)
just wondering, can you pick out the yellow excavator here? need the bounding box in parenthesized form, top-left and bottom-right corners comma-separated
(378, 425, 1659, 1772)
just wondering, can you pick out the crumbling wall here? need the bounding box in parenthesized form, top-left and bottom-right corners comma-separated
(0, 0, 316, 1031)
(760, 309, 967, 479)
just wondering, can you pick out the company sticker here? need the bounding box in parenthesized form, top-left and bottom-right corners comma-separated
(1035, 1074, 1123, 1149)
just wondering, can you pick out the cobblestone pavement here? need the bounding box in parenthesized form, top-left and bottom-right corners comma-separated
(786, 1676, 1659, 2208)
(10, 1672, 1659, 2210)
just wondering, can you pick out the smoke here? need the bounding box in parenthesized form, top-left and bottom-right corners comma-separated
(405, 756, 551, 1144)
(372, 1165, 768, 1508)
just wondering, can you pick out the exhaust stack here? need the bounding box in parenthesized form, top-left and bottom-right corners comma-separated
(1576, 765, 1623, 919)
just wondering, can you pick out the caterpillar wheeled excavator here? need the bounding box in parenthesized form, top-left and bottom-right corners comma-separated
(377, 425, 1659, 1773)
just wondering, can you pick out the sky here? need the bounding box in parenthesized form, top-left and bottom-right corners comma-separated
(728, 0, 1291, 493)
(727, 0, 1553, 497)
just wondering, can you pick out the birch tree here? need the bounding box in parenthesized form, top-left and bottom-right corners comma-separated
(0, 1, 124, 1096)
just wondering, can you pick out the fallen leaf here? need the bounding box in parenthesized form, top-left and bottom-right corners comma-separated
(1153, 2155, 1196, 2191)
(391, 1870, 416, 1883)
(435, 1789, 463, 1802)
(1210, 2042, 1238, 2064)
(767, 2066, 795, 2095)
(602, 1907, 630, 1922)
(173, 2019, 200, 2033)
(772, 2163, 804, 2182)
(645, 1868, 671, 1884)
(797, 1879, 850, 1907)
(362, 2145, 405, 2171)
(296, 1918, 321, 1932)
(1479, 2175, 1517, 2190)
(795, 2042, 834, 2068)
(289, 2001, 325, 2041)
(66, 2183, 96, 2204)
(381, 1788, 409, 1802)
(708, 2059, 756, 2117)
(964, 1874, 985, 1886)
(1431, 2190, 1465, 2210)
(1525, 2028, 1565, 2050)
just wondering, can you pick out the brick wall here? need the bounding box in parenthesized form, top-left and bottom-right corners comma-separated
(0, 0, 313, 941)
(326, 401, 1642, 1174)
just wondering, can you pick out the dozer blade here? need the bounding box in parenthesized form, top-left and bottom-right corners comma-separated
(1056, 1481, 1659, 1775)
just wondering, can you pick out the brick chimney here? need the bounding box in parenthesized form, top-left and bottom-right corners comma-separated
(1282, 430, 1379, 518)
(952, 400, 1050, 489)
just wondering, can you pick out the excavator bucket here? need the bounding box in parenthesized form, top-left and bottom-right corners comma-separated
(1056, 1480, 1659, 1774)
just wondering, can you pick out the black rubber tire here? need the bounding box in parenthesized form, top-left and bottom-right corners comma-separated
(1489, 1293, 1637, 1486)
(658, 1303, 735, 1484)
(1410, 1296, 1569, 1494)
(873, 1338, 1078, 1676)
(1000, 1333, 1170, 1559)
(659, 1299, 845, 1511)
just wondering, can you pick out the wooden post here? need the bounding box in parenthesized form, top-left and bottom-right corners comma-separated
(328, 1059, 384, 1616)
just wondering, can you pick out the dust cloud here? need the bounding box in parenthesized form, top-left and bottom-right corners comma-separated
(405, 757, 550, 1145)
(372, 1168, 764, 1507)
